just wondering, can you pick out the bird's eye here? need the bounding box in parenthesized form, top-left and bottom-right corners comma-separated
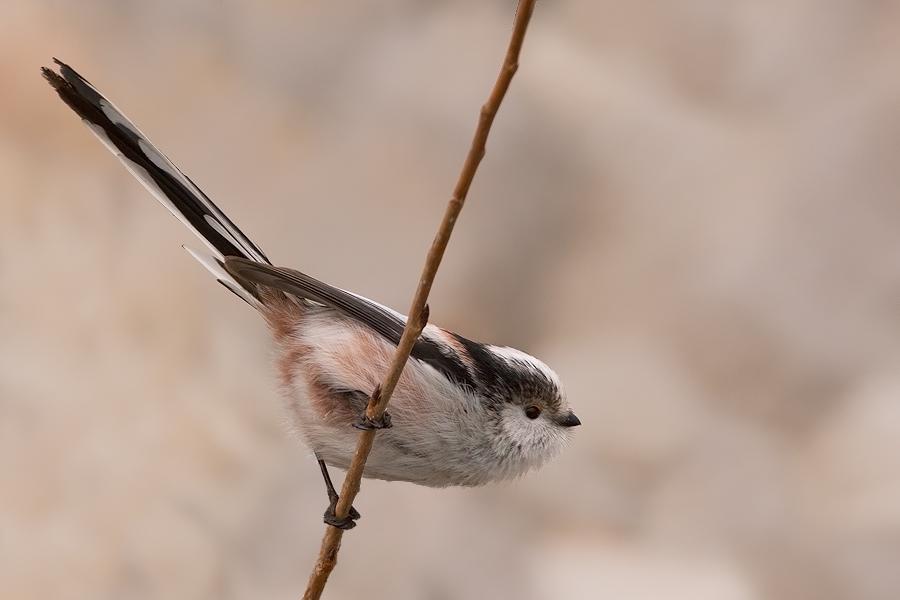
(524, 406, 541, 419)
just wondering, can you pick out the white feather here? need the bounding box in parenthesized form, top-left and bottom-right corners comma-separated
(183, 246, 262, 309)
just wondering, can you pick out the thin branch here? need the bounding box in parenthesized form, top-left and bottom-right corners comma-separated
(301, 2, 539, 598)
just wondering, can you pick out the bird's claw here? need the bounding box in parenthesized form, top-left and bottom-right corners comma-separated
(354, 411, 392, 430)
(323, 495, 361, 530)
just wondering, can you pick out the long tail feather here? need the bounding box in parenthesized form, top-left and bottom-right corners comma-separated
(184, 246, 262, 308)
(42, 59, 270, 267)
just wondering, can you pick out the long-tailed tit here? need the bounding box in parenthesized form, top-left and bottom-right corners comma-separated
(43, 60, 580, 529)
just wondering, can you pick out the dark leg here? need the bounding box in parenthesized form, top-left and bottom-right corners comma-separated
(316, 455, 360, 530)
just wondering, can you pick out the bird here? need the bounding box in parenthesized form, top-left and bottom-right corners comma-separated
(42, 59, 580, 529)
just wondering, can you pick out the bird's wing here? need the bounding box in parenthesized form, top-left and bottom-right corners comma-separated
(224, 258, 476, 387)
(225, 257, 407, 343)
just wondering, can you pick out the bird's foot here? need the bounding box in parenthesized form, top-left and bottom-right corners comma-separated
(353, 410, 392, 430)
(323, 496, 361, 530)
(352, 385, 392, 430)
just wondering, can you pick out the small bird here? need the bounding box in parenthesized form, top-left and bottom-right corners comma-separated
(43, 59, 580, 529)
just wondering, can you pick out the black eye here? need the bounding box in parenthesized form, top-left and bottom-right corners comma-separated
(524, 406, 541, 419)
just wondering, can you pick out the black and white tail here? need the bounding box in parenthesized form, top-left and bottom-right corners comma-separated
(42, 58, 269, 307)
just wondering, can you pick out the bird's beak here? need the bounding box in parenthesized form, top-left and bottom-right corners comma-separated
(557, 411, 581, 428)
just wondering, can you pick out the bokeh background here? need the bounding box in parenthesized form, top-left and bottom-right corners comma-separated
(4, 1, 900, 599)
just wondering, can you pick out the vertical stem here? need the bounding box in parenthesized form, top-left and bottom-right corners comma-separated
(301, 2, 539, 597)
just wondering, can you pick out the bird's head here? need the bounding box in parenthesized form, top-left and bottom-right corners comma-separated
(476, 345, 580, 478)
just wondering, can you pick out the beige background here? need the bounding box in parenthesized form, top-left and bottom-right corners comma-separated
(4, 1, 900, 599)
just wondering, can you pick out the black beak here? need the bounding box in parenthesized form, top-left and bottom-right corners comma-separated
(557, 411, 581, 428)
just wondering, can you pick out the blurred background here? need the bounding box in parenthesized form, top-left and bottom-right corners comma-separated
(3, 1, 900, 599)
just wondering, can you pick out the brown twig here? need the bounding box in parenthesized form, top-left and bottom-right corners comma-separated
(301, 2, 539, 598)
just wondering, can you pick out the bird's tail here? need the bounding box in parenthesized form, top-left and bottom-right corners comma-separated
(42, 58, 269, 307)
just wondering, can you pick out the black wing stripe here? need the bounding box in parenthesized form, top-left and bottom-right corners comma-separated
(225, 258, 405, 342)
(224, 258, 476, 388)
